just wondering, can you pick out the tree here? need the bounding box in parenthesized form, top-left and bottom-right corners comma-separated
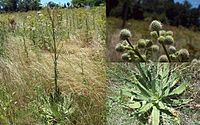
(0, 0, 18, 11)
(47, 1, 59, 8)
(0, 0, 41, 11)
(18, 0, 41, 11)
(106, 0, 119, 16)
(71, 0, 104, 7)
(67, 2, 70, 7)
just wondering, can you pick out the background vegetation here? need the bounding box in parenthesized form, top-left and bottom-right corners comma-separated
(0, 4, 106, 125)
(107, 0, 200, 31)
(0, 0, 105, 12)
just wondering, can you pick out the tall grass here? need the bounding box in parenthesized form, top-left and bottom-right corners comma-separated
(0, 6, 106, 125)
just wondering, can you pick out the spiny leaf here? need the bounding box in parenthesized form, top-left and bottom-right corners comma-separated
(169, 82, 188, 96)
(139, 102, 153, 113)
(151, 106, 160, 125)
(128, 102, 141, 109)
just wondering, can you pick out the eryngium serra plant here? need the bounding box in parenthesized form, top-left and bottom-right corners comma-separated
(122, 64, 191, 125)
(115, 20, 190, 62)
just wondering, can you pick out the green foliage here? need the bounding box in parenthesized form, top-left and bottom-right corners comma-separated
(32, 88, 76, 125)
(0, 0, 41, 11)
(121, 63, 191, 125)
(72, 0, 105, 7)
(0, 22, 7, 56)
(107, 0, 200, 30)
(0, 88, 15, 125)
(18, 0, 41, 11)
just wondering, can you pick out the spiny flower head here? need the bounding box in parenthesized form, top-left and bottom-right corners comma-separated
(151, 45, 159, 52)
(164, 35, 174, 45)
(146, 39, 153, 47)
(150, 31, 158, 39)
(158, 36, 165, 44)
(159, 30, 166, 36)
(169, 46, 176, 54)
(149, 20, 162, 31)
(177, 49, 190, 62)
(191, 59, 199, 64)
(115, 43, 125, 52)
(138, 39, 146, 48)
(166, 31, 173, 36)
(159, 55, 169, 62)
(120, 29, 132, 40)
(127, 50, 135, 56)
(122, 53, 131, 61)
(170, 54, 177, 61)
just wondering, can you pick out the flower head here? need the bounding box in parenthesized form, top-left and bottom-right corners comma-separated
(146, 39, 153, 47)
(159, 55, 169, 62)
(138, 39, 146, 48)
(122, 53, 130, 61)
(158, 36, 165, 44)
(166, 31, 173, 36)
(151, 45, 159, 52)
(159, 30, 166, 36)
(164, 35, 174, 45)
(150, 31, 159, 39)
(150, 20, 162, 31)
(169, 46, 176, 54)
(120, 29, 132, 40)
(177, 49, 189, 62)
(115, 43, 125, 52)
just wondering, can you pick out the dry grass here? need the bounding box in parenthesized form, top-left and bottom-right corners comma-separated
(0, 7, 106, 125)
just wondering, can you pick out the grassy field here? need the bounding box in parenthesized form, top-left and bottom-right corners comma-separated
(0, 6, 106, 125)
(107, 17, 200, 62)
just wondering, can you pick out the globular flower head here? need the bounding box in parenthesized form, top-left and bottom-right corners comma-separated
(124, 45, 133, 50)
(177, 49, 190, 62)
(121, 40, 128, 46)
(164, 35, 174, 45)
(127, 50, 135, 56)
(170, 54, 177, 61)
(149, 20, 162, 31)
(115, 43, 125, 52)
(191, 59, 198, 64)
(121, 53, 131, 61)
(169, 46, 176, 54)
(151, 45, 159, 52)
(131, 55, 140, 62)
(166, 31, 173, 36)
(158, 36, 165, 44)
(138, 39, 146, 48)
(120, 29, 132, 40)
(159, 30, 166, 36)
(146, 39, 153, 47)
(159, 55, 169, 62)
(150, 31, 159, 39)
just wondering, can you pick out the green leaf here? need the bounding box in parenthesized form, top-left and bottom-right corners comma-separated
(139, 102, 153, 113)
(171, 99, 192, 106)
(163, 77, 180, 96)
(158, 101, 165, 110)
(128, 102, 141, 109)
(151, 106, 160, 125)
(135, 63, 148, 81)
(169, 82, 188, 96)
